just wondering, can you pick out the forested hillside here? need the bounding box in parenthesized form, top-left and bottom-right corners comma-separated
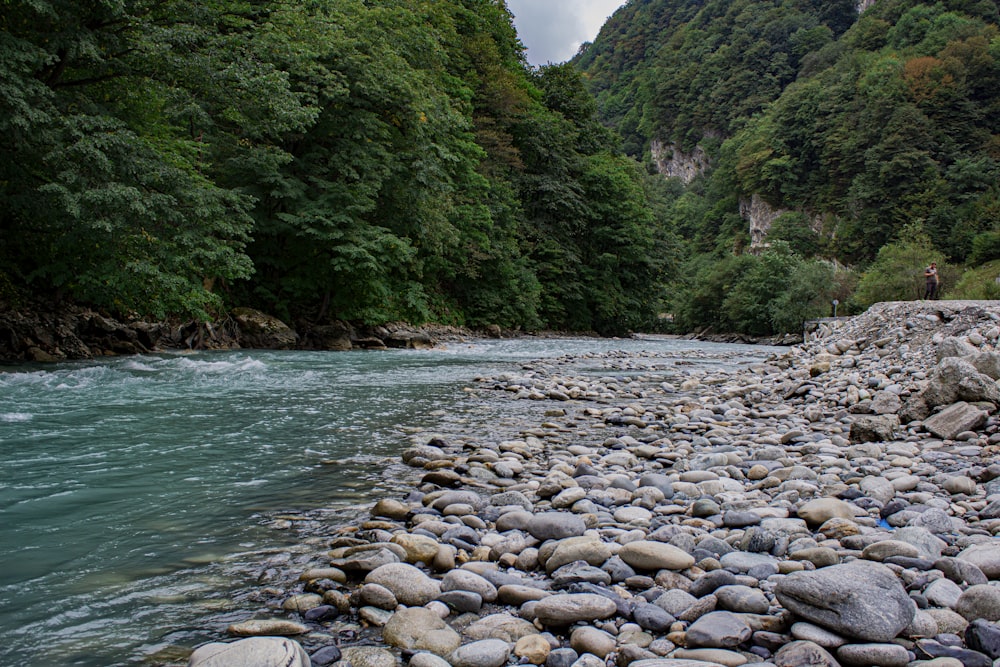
(577, 0, 1000, 335)
(0, 0, 676, 336)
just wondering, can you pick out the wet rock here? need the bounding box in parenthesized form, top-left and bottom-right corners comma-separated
(188, 637, 310, 667)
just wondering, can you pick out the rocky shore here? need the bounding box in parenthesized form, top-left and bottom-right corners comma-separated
(185, 301, 1000, 667)
(0, 302, 473, 362)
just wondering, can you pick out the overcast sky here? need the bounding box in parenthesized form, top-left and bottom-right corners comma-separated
(507, 0, 628, 66)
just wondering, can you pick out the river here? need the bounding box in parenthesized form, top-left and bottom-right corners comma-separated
(0, 336, 779, 665)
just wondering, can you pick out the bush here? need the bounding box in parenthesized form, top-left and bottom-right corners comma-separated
(853, 233, 945, 307)
(948, 260, 1000, 300)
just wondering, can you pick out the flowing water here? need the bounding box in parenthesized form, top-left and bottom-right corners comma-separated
(0, 337, 778, 665)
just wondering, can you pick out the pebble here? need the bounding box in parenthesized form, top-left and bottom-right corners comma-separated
(195, 302, 1000, 667)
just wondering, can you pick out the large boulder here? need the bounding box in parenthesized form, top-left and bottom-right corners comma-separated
(849, 415, 899, 443)
(774, 560, 916, 642)
(231, 308, 298, 349)
(923, 402, 989, 440)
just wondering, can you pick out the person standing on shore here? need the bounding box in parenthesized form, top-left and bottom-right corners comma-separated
(924, 262, 939, 299)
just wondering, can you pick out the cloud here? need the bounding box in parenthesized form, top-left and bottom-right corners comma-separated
(507, 0, 626, 66)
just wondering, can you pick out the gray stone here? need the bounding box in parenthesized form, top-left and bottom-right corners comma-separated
(532, 594, 618, 626)
(382, 607, 461, 655)
(924, 578, 964, 609)
(958, 542, 1000, 579)
(774, 560, 916, 641)
(836, 642, 910, 667)
(773, 641, 840, 667)
(365, 563, 441, 606)
(619, 540, 695, 571)
(409, 653, 452, 667)
(790, 621, 848, 649)
(527, 512, 588, 541)
(226, 619, 308, 637)
(849, 415, 899, 443)
(684, 611, 752, 649)
(924, 402, 988, 441)
(449, 639, 512, 667)
(188, 637, 310, 667)
(714, 585, 770, 614)
(955, 584, 1000, 622)
(339, 647, 396, 667)
(441, 569, 498, 602)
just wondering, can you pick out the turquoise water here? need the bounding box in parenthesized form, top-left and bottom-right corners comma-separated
(0, 337, 776, 665)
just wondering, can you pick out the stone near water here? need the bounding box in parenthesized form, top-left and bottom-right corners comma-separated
(187, 637, 310, 667)
(226, 619, 308, 637)
(364, 562, 441, 606)
(382, 607, 462, 655)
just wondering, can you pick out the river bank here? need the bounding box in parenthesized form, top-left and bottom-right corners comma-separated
(176, 301, 1000, 667)
(0, 298, 803, 364)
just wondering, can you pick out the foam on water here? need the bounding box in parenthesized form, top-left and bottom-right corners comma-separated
(0, 340, 780, 665)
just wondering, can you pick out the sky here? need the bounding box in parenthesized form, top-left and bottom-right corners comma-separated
(506, 0, 628, 66)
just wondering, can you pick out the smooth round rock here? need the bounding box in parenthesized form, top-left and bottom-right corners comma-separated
(382, 607, 461, 655)
(532, 594, 618, 626)
(836, 642, 910, 667)
(188, 637, 310, 667)
(527, 512, 588, 540)
(797, 498, 856, 525)
(955, 584, 1000, 622)
(515, 634, 552, 665)
(773, 641, 839, 667)
(619, 541, 695, 571)
(365, 563, 441, 606)
(226, 619, 308, 637)
(449, 639, 512, 667)
(957, 542, 1000, 579)
(570, 626, 616, 658)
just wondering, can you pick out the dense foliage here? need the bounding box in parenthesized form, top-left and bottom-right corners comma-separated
(0, 0, 672, 334)
(578, 0, 1000, 334)
(7, 0, 1000, 339)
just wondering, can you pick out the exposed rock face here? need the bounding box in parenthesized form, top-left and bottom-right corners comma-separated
(740, 194, 787, 251)
(738, 193, 825, 252)
(650, 140, 711, 185)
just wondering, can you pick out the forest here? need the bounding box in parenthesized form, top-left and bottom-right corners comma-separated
(577, 0, 1000, 334)
(2, 0, 1000, 338)
(0, 0, 673, 337)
